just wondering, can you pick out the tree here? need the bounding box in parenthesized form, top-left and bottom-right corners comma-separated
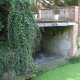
(37, 0, 78, 8)
(64, 0, 78, 6)
(37, 0, 64, 8)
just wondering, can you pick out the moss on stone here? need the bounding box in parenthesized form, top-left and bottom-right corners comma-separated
(11, 76, 25, 80)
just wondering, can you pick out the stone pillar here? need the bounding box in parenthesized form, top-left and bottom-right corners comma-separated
(77, 37, 80, 55)
(72, 24, 78, 56)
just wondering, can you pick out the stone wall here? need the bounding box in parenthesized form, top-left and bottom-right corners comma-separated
(38, 6, 79, 22)
(40, 25, 78, 59)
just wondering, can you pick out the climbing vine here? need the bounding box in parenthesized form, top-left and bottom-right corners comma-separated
(0, 0, 41, 79)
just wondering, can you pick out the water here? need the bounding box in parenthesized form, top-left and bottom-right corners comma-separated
(33, 51, 64, 66)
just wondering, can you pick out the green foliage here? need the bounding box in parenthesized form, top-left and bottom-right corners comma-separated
(30, 3, 39, 14)
(69, 56, 80, 64)
(0, 21, 4, 31)
(0, 13, 4, 31)
(38, 0, 78, 8)
(64, 0, 78, 6)
(11, 76, 25, 80)
(8, 0, 40, 75)
(0, 0, 41, 79)
(0, 0, 5, 5)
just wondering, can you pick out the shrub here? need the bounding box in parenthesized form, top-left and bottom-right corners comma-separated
(69, 56, 80, 64)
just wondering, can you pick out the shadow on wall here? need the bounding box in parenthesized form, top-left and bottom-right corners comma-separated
(34, 26, 73, 59)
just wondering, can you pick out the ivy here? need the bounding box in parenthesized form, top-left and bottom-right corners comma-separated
(0, 21, 4, 31)
(0, 0, 41, 79)
(0, 13, 4, 31)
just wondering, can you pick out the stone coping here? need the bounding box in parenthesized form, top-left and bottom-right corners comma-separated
(37, 22, 76, 27)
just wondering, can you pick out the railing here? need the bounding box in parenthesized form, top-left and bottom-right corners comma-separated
(37, 6, 79, 23)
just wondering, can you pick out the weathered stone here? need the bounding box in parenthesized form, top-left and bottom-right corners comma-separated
(77, 37, 80, 47)
(8, 70, 16, 80)
(40, 24, 78, 59)
(2, 70, 16, 80)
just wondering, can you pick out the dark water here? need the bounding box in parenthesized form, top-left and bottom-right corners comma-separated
(33, 51, 62, 65)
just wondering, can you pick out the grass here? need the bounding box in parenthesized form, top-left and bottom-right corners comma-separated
(10, 56, 80, 80)
(32, 63, 80, 80)
(35, 56, 80, 77)
(8, 56, 80, 80)
(35, 60, 69, 76)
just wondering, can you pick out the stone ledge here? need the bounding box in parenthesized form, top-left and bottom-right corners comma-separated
(37, 22, 76, 27)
